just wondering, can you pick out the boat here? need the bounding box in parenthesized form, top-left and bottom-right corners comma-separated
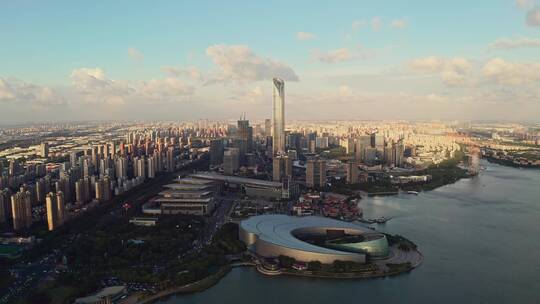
(407, 191, 419, 195)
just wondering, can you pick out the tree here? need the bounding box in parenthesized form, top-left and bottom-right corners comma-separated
(26, 291, 52, 304)
(278, 255, 296, 268)
(307, 261, 322, 271)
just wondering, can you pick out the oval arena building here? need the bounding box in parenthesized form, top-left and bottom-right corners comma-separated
(239, 215, 389, 264)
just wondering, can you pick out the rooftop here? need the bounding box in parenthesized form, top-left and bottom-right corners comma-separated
(241, 215, 380, 256)
(190, 173, 283, 188)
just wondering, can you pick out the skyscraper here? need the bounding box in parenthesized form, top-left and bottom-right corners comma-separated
(46, 191, 65, 231)
(346, 161, 359, 184)
(273, 155, 292, 182)
(306, 158, 326, 188)
(147, 156, 156, 178)
(40, 142, 49, 158)
(46, 192, 59, 231)
(223, 148, 240, 175)
(264, 118, 272, 137)
(56, 191, 65, 225)
(166, 147, 175, 172)
(272, 78, 285, 156)
(236, 115, 253, 162)
(11, 191, 32, 230)
(209, 139, 224, 166)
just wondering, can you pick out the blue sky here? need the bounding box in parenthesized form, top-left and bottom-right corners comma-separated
(1, 0, 540, 123)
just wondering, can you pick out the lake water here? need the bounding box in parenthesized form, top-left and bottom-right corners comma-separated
(161, 162, 540, 304)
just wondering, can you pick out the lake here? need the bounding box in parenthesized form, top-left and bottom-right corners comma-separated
(161, 162, 540, 304)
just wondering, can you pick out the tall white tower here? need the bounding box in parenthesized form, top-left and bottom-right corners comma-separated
(272, 78, 285, 156)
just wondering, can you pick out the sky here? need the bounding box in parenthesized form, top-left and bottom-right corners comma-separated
(1, 0, 540, 124)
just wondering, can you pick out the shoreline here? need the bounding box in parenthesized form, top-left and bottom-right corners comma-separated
(134, 246, 424, 303)
(256, 251, 423, 280)
(484, 156, 540, 169)
(132, 265, 231, 304)
(129, 246, 423, 303)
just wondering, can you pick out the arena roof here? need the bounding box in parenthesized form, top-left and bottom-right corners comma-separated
(240, 215, 380, 257)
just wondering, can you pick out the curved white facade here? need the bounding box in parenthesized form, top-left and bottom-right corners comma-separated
(239, 215, 389, 264)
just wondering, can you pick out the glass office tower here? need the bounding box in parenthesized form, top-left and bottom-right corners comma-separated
(272, 78, 285, 156)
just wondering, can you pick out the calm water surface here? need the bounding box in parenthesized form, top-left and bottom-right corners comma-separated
(162, 162, 540, 304)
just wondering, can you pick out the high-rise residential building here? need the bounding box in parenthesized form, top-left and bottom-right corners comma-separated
(11, 191, 32, 230)
(308, 140, 317, 154)
(46, 192, 59, 231)
(395, 139, 405, 167)
(306, 158, 326, 188)
(55, 176, 72, 203)
(383, 141, 393, 166)
(372, 133, 385, 150)
(210, 139, 224, 166)
(36, 178, 46, 204)
(40, 142, 49, 158)
(340, 138, 355, 155)
(316, 137, 329, 149)
(56, 191, 65, 225)
(147, 156, 156, 178)
(346, 161, 359, 184)
(287, 132, 302, 155)
(272, 78, 285, 156)
(115, 157, 128, 179)
(70, 151, 80, 168)
(110, 141, 116, 157)
(264, 119, 272, 137)
(83, 158, 94, 177)
(8, 159, 20, 176)
(273, 155, 293, 182)
(95, 180, 105, 202)
(91, 146, 99, 168)
(166, 147, 175, 172)
(75, 180, 83, 204)
(135, 157, 146, 180)
(75, 178, 91, 204)
(355, 135, 371, 161)
(223, 148, 240, 175)
(237, 115, 253, 155)
(46, 191, 66, 231)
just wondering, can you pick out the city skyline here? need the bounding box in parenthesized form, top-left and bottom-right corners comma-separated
(1, 1, 540, 124)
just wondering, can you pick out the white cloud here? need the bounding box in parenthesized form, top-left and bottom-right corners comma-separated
(0, 77, 63, 105)
(526, 6, 540, 26)
(71, 68, 117, 92)
(137, 78, 195, 98)
(516, 0, 534, 9)
(162, 66, 203, 81)
(351, 20, 365, 31)
(490, 37, 540, 49)
(482, 58, 540, 85)
(296, 32, 317, 41)
(390, 18, 408, 29)
(127, 47, 144, 62)
(409, 56, 472, 86)
(0, 78, 16, 100)
(371, 17, 382, 31)
(70, 67, 194, 104)
(228, 85, 266, 104)
(312, 48, 353, 63)
(205, 44, 299, 82)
